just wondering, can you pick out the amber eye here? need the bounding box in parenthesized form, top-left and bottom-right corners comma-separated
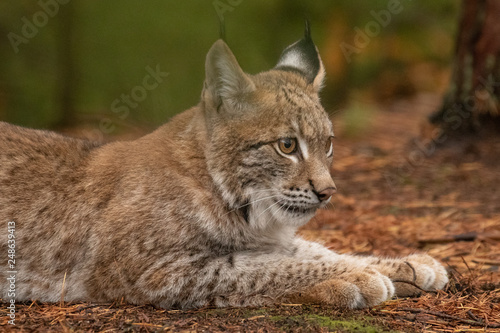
(278, 138, 297, 155)
(326, 138, 334, 157)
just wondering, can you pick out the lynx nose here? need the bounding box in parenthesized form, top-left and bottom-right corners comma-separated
(317, 186, 337, 202)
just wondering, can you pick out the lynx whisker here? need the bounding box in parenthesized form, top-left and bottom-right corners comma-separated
(254, 198, 286, 222)
(225, 193, 281, 216)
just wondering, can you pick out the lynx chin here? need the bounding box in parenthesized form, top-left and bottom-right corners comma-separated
(0, 23, 448, 309)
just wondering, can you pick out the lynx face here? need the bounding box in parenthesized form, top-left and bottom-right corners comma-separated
(203, 32, 336, 228)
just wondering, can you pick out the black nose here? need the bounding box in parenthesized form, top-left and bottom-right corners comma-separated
(317, 187, 337, 202)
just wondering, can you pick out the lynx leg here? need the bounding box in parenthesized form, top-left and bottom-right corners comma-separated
(289, 267, 394, 309)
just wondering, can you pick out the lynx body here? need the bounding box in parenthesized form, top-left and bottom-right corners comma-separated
(0, 26, 448, 309)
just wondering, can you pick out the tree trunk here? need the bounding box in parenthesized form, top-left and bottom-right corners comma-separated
(430, 0, 500, 137)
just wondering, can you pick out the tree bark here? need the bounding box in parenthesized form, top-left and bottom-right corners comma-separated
(430, 0, 500, 136)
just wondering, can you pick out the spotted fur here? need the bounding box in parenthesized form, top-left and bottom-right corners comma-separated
(0, 28, 448, 309)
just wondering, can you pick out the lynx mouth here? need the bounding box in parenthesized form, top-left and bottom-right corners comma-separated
(278, 201, 318, 215)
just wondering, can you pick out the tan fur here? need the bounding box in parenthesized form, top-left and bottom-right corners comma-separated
(0, 37, 448, 309)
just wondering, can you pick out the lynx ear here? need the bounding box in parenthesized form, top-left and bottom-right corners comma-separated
(203, 40, 255, 111)
(275, 21, 325, 92)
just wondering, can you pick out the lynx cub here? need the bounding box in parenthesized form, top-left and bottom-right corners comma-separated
(0, 24, 447, 309)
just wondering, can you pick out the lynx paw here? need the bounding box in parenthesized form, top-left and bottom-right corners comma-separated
(375, 254, 448, 297)
(295, 268, 395, 309)
(401, 254, 448, 294)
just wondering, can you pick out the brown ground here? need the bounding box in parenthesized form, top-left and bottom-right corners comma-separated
(1, 94, 499, 332)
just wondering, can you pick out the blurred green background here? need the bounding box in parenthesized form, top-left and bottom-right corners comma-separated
(0, 0, 459, 137)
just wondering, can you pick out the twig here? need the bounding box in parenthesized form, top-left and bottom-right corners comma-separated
(75, 304, 109, 312)
(471, 258, 500, 266)
(397, 307, 500, 328)
(418, 232, 477, 244)
(391, 280, 437, 294)
(418, 232, 500, 245)
(467, 310, 480, 322)
(404, 261, 417, 283)
(461, 256, 477, 281)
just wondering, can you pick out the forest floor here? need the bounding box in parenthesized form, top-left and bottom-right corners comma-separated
(1, 93, 499, 332)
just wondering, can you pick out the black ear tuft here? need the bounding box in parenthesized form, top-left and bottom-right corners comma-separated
(275, 20, 322, 85)
(304, 19, 312, 40)
(219, 14, 226, 42)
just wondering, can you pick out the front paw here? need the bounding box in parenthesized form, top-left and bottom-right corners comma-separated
(293, 268, 395, 309)
(401, 254, 448, 295)
(375, 254, 448, 297)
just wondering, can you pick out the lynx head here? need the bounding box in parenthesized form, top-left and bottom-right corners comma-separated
(202, 22, 336, 229)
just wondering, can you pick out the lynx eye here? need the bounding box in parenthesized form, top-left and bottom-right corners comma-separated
(278, 138, 297, 155)
(326, 137, 334, 157)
